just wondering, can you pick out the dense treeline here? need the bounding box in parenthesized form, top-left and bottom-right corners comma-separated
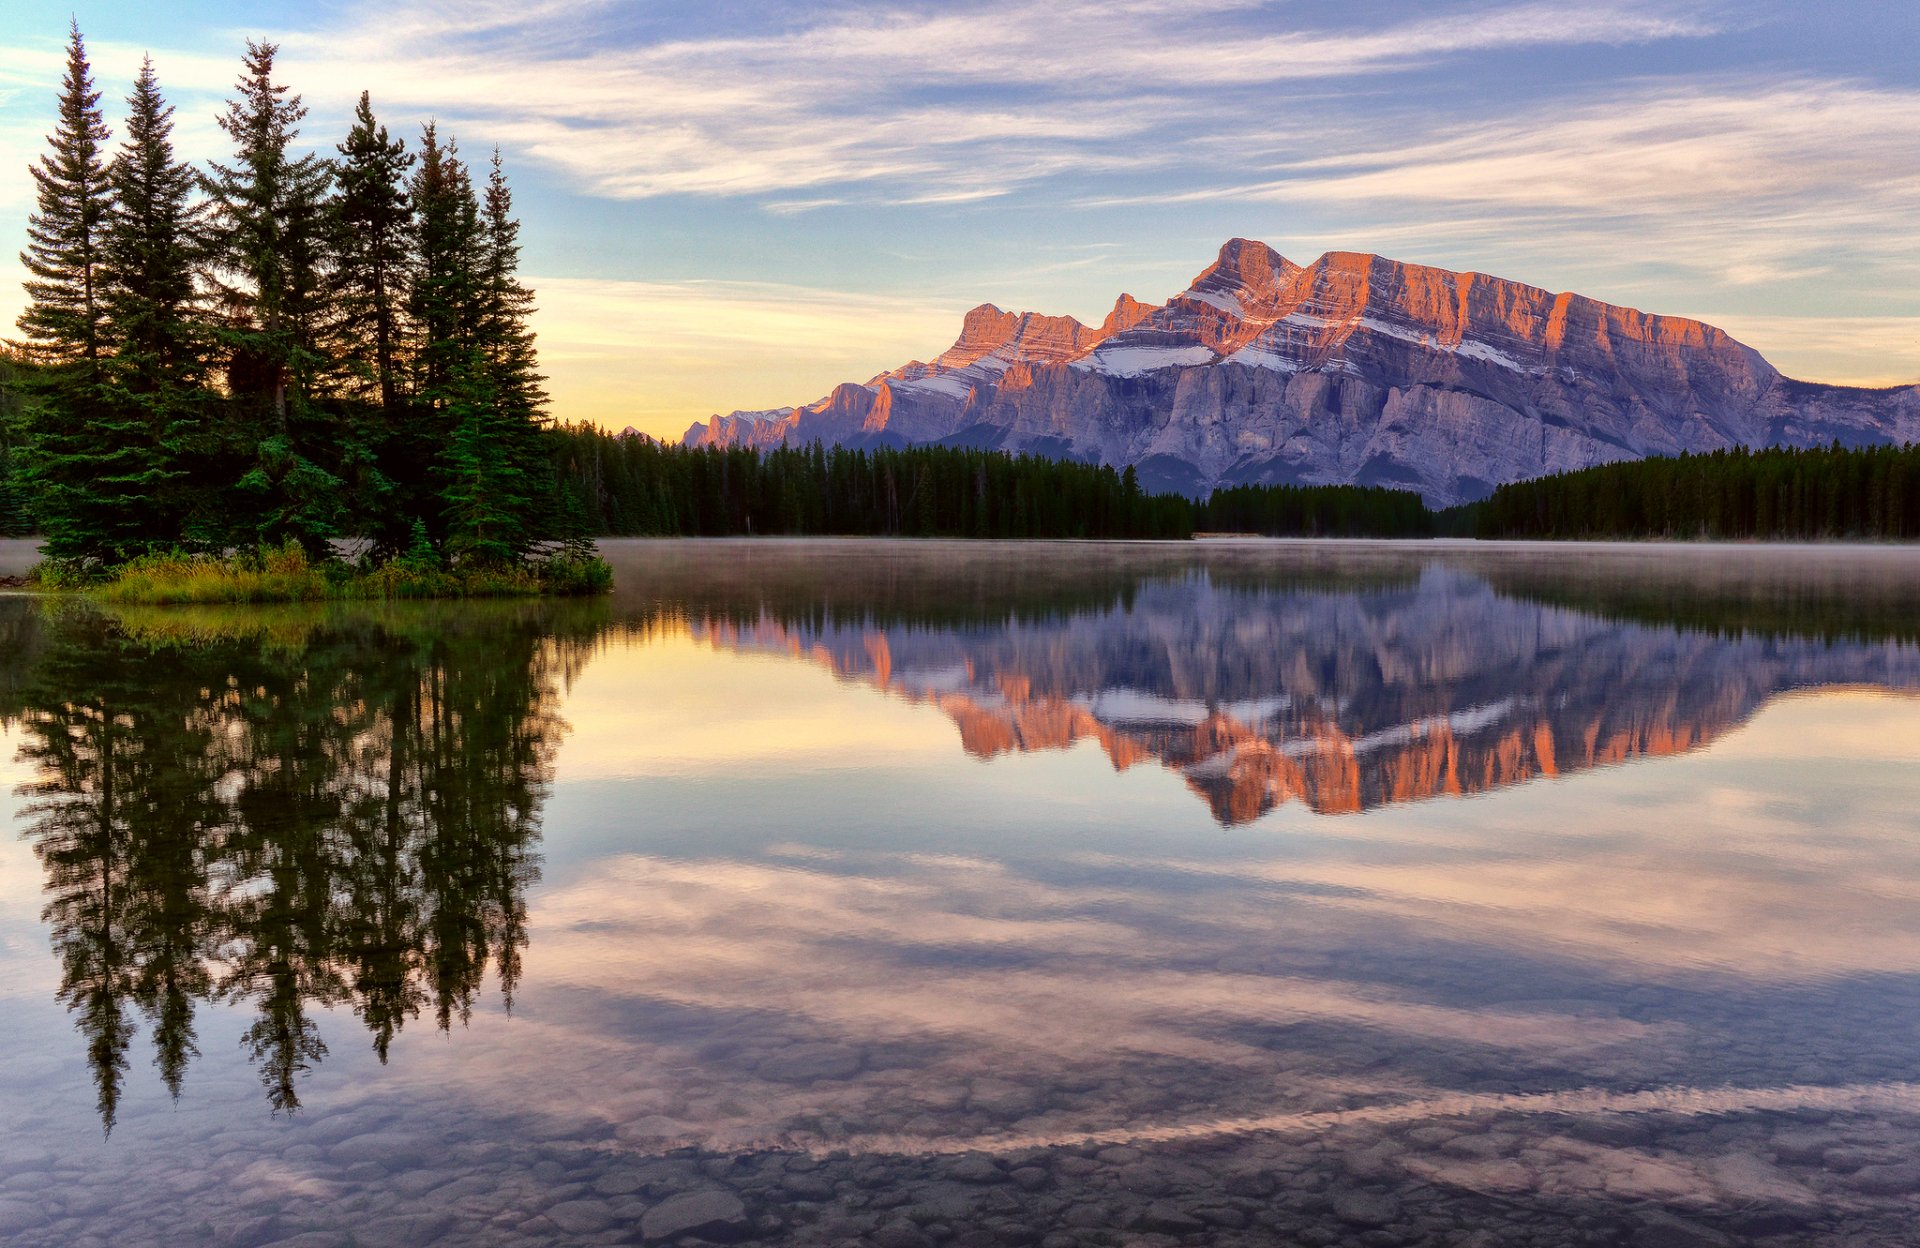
(9, 24, 563, 569)
(1197, 481, 1433, 537)
(1457, 444, 1920, 541)
(551, 428, 1197, 538)
(0, 356, 28, 537)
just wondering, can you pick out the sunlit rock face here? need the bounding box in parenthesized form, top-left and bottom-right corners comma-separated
(692, 568, 1920, 823)
(682, 240, 1920, 505)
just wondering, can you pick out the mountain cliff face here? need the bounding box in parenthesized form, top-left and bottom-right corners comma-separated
(682, 240, 1920, 505)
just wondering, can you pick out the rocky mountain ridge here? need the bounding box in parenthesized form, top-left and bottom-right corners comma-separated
(683, 240, 1920, 505)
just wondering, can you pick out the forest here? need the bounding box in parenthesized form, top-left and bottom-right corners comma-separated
(546, 425, 1441, 540)
(5, 25, 587, 587)
(1456, 443, 1920, 541)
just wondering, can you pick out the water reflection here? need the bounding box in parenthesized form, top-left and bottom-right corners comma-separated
(2, 600, 599, 1127)
(4, 542, 1920, 1247)
(653, 548, 1920, 821)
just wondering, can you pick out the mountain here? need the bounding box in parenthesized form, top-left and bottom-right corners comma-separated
(682, 240, 1920, 505)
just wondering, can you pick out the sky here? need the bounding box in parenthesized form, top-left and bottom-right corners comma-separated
(2, 0, 1917, 439)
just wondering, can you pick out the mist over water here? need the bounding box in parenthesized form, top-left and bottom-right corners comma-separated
(2, 539, 1919, 1246)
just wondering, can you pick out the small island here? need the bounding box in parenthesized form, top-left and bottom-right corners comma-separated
(4, 28, 608, 602)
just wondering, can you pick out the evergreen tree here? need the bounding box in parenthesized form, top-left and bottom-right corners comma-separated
(405, 125, 495, 561)
(332, 93, 413, 422)
(0, 355, 33, 536)
(202, 39, 343, 552)
(440, 149, 550, 565)
(12, 23, 131, 561)
(329, 92, 414, 549)
(99, 57, 208, 546)
(16, 21, 112, 369)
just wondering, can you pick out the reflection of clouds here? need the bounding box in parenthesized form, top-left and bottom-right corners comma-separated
(420, 686, 1920, 1159)
(1056, 695, 1920, 979)
(470, 845, 1673, 1153)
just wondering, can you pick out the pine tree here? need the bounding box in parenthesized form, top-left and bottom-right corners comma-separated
(98, 57, 208, 547)
(329, 92, 414, 550)
(405, 125, 493, 559)
(0, 355, 33, 536)
(332, 92, 413, 416)
(439, 148, 552, 565)
(11, 23, 130, 561)
(202, 39, 343, 552)
(16, 22, 112, 370)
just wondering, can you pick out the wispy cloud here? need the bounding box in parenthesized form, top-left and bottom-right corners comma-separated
(249, 0, 1720, 204)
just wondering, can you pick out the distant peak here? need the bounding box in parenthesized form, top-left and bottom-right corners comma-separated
(1101, 292, 1157, 336)
(1177, 237, 1296, 314)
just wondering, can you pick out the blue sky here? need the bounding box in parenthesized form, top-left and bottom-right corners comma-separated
(3, 0, 1917, 436)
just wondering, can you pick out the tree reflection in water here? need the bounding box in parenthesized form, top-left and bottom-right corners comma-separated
(5, 600, 604, 1130)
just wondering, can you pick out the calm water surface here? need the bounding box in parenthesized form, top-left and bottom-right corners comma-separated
(2, 538, 1920, 1247)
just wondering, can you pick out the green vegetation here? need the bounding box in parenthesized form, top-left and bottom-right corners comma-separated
(1453, 444, 1920, 541)
(551, 429, 1197, 538)
(6, 24, 602, 594)
(33, 541, 611, 605)
(545, 428, 1433, 541)
(1197, 481, 1434, 537)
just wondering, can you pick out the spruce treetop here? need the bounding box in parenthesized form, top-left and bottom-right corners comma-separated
(16, 20, 113, 367)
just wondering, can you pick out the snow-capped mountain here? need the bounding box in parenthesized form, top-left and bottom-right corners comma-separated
(682, 239, 1920, 505)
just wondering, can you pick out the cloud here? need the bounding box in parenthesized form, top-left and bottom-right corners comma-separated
(241, 0, 1721, 204)
(1093, 78, 1920, 304)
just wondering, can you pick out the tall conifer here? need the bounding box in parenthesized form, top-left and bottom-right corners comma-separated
(13, 24, 160, 562)
(201, 40, 343, 551)
(16, 22, 112, 369)
(98, 58, 208, 546)
(332, 92, 413, 416)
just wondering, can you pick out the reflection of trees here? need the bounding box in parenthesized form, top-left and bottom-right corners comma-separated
(10, 603, 600, 1130)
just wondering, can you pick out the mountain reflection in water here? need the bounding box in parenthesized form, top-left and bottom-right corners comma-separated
(4, 540, 1920, 1248)
(688, 563, 1920, 821)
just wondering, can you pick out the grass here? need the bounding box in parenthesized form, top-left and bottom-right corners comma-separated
(33, 541, 613, 605)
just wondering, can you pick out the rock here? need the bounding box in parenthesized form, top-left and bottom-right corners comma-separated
(640, 1189, 749, 1242)
(1821, 1145, 1899, 1173)
(1768, 1130, 1839, 1166)
(544, 1199, 616, 1235)
(354, 1212, 457, 1247)
(0, 1200, 47, 1236)
(755, 1043, 862, 1083)
(873, 1223, 936, 1248)
(1848, 1162, 1920, 1195)
(325, 1131, 438, 1169)
(949, 1156, 1006, 1185)
(1634, 1210, 1731, 1248)
(1008, 1167, 1049, 1192)
(1133, 1202, 1205, 1234)
(1224, 1170, 1277, 1198)
(1331, 1191, 1401, 1227)
(1564, 1116, 1654, 1147)
(779, 1171, 838, 1201)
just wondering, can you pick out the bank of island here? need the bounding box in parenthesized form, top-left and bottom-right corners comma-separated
(3, 27, 609, 603)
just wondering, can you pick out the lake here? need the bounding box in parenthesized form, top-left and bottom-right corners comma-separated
(2, 537, 1919, 1247)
